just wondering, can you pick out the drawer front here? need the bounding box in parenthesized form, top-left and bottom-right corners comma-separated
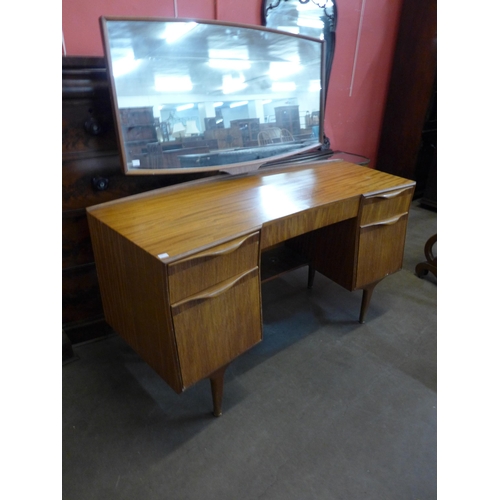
(123, 125, 157, 142)
(360, 186, 414, 226)
(62, 155, 183, 211)
(120, 107, 154, 126)
(355, 213, 409, 288)
(62, 98, 118, 155)
(171, 267, 262, 388)
(168, 231, 260, 304)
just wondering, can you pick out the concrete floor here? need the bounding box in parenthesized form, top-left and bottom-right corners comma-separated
(62, 200, 437, 500)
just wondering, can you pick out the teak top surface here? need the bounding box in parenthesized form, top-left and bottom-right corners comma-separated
(87, 161, 414, 263)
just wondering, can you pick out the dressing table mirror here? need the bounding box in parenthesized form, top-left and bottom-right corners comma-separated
(100, 17, 325, 175)
(262, 0, 337, 97)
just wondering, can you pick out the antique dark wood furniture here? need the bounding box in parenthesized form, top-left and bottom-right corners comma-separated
(274, 105, 301, 138)
(376, 0, 436, 199)
(62, 56, 214, 345)
(416, 234, 437, 279)
(87, 161, 415, 416)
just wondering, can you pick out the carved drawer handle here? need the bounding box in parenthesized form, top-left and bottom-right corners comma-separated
(369, 188, 411, 200)
(172, 267, 257, 309)
(177, 232, 258, 263)
(361, 213, 406, 229)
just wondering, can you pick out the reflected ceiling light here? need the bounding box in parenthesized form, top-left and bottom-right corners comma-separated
(155, 75, 193, 92)
(258, 181, 311, 219)
(176, 103, 195, 111)
(209, 59, 251, 70)
(308, 80, 322, 92)
(209, 47, 249, 60)
(272, 82, 296, 92)
(111, 52, 140, 77)
(222, 74, 247, 94)
(276, 26, 300, 34)
(213, 102, 224, 107)
(269, 61, 302, 80)
(163, 22, 197, 43)
(297, 18, 325, 30)
(229, 101, 248, 108)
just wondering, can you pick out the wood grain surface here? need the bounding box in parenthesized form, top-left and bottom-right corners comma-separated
(87, 161, 414, 264)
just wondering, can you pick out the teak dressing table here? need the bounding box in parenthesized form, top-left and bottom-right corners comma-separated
(87, 160, 415, 416)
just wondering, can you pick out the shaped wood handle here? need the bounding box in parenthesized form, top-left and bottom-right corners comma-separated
(171, 267, 257, 310)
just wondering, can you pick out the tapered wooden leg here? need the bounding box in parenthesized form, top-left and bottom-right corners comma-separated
(209, 364, 229, 417)
(307, 265, 316, 289)
(359, 281, 381, 324)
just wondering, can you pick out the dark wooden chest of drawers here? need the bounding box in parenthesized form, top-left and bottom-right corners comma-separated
(62, 56, 215, 344)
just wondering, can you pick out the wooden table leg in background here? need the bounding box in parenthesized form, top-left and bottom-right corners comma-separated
(209, 364, 229, 417)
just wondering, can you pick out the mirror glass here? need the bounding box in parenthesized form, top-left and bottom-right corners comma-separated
(101, 17, 325, 175)
(263, 0, 337, 97)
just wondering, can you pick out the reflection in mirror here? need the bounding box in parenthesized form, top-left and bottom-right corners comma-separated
(262, 1, 337, 98)
(100, 17, 325, 175)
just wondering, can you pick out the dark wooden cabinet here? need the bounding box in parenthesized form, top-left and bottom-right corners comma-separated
(275, 105, 300, 137)
(119, 106, 159, 167)
(230, 118, 260, 146)
(375, 0, 436, 199)
(62, 56, 215, 344)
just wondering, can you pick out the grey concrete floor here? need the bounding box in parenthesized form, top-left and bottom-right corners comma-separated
(62, 200, 437, 500)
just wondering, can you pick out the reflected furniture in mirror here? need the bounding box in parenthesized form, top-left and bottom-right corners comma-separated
(262, 1, 371, 161)
(100, 17, 326, 175)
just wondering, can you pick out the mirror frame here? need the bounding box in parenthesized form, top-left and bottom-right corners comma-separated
(100, 16, 326, 176)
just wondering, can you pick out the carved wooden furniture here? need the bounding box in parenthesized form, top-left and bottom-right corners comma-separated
(416, 233, 437, 279)
(62, 56, 214, 344)
(230, 119, 261, 147)
(275, 105, 300, 137)
(87, 161, 415, 416)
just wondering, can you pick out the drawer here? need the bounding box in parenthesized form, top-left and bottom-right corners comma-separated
(123, 125, 157, 142)
(119, 107, 155, 126)
(168, 231, 260, 304)
(62, 98, 118, 155)
(171, 267, 262, 388)
(355, 212, 409, 288)
(62, 154, 181, 211)
(359, 186, 414, 226)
